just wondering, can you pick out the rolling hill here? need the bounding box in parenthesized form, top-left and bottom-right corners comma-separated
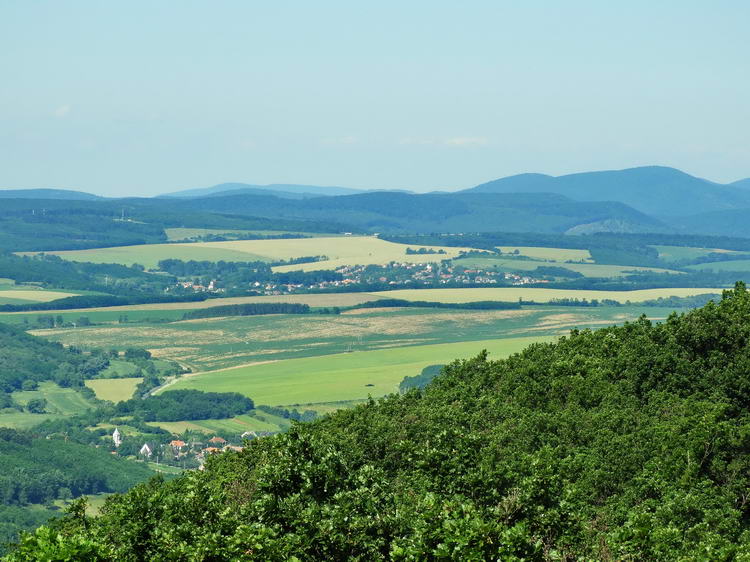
(160, 182, 363, 199)
(0, 189, 102, 201)
(181, 190, 667, 234)
(464, 166, 750, 217)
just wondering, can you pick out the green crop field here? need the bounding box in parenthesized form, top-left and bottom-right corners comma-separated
(453, 256, 679, 278)
(20, 244, 267, 269)
(160, 336, 556, 406)
(495, 246, 593, 262)
(165, 228, 338, 241)
(650, 245, 738, 262)
(99, 360, 140, 378)
(0, 410, 68, 429)
(0, 382, 98, 429)
(30, 305, 679, 372)
(373, 287, 723, 304)
(0, 292, 383, 326)
(29, 236, 475, 270)
(12, 382, 97, 415)
(85, 377, 143, 402)
(685, 259, 750, 273)
(0, 288, 78, 304)
(148, 412, 290, 435)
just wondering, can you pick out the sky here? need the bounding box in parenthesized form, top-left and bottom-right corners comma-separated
(1, 1, 749, 197)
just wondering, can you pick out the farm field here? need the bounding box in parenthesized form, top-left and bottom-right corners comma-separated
(684, 259, 750, 273)
(85, 377, 143, 402)
(27, 236, 474, 270)
(650, 245, 738, 262)
(495, 246, 593, 262)
(373, 287, 722, 304)
(99, 360, 140, 378)
(12, 381, 97, 415)
(0, 288, 79, 304)
(29, 305, 681, 371)
(0, 292, 383, 325)
(148, 412, 290, 435)
(0, 410, 68, 430)
(0, 382, 98, 429)
(160, 336, 552, 406)
(453, 256, 679, 277)
(20, 244, 266, 269)
(165, 228, 338, 241)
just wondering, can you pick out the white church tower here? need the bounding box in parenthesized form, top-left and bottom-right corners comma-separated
(113, 427, 122, 448)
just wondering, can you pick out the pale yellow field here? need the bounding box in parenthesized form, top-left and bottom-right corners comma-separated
(373, 287, 723, 304)
(85, 377, 143, 402)
(496, 246, 593, 262)
(27, 236, 475, 270)
(3, 292, 383, 316)
(0, 289, 77, 302)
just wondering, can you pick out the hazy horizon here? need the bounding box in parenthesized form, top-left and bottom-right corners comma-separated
(2, 1, 748, 197)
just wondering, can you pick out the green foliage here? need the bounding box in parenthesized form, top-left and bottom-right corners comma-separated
(399, 364, 444, 392)
(183, 302, 311, 320)
(352, 298, 521, 311)
(14, 283, 750, 559)
(533, 265, 585, 278)
(0, 322, 103, 391)
(25, 398, 46, 414)
(114, 390, 254, 422)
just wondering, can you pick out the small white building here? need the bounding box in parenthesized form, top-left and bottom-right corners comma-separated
(139, 443, 152, 458)
(112, 427, 122, 448)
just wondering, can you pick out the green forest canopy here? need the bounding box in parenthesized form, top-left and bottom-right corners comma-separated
(11, 284, 750, 559)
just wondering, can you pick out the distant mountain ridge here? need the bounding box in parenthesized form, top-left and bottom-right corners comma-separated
(3, 166, 750, 237)
(0, 188, 101, 201)
(160, 182, 363, 199)
(464, 166, 750, 217)
(180, 189, 666, 234)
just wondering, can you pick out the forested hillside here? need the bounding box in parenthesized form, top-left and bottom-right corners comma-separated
(0, 428, 153, 550)
(11, 283, 750, 559)
(0, 323, 102, 392)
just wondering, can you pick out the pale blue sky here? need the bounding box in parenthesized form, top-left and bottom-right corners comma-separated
(1, 1, 748, 196)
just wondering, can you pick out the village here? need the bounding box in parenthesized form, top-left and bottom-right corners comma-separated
(172, 260, 549, 297)
(110, 426, 269, 471)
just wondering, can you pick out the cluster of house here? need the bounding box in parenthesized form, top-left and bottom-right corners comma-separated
(174, 280, 223, 292)
(113, 427, 271, 469)
(165, 259, 552, 298)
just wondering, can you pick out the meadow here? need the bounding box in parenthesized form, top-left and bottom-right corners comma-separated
(372, 287, 722, 304)
(85, 377, 143, 402)
(650, 245, 738, 262)
(147, 411, 291, 435)
(0, 381, 98, 429)
(29, 305, 680, 372)
(164, 228, 338, 241)
(453, 256, 679, 278)
(495, 246, 593, 262)
(0, 292, 383, 325)
(160, 336, 551, 407)
(685, 259, 750, 273)
(0, 288, 79, 304)
(28, 236, 473, 270)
